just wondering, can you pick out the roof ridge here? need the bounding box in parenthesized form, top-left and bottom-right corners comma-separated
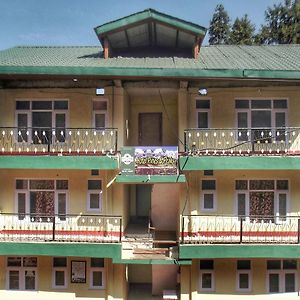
(14, 45, 101, 49)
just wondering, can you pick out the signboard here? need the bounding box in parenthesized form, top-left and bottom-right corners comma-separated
(121, 146, 178, 175)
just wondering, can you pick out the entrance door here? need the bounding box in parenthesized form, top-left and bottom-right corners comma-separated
(136, 185, 151, 217)
(138, 113, 162, 146)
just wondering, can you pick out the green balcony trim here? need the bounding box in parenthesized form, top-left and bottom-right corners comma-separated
(0, 155, 118, 170)
(116, 174, 186, 183)
(180, 156, 300, 171)
(0, 65, 299, 80)
(0, 242, 121, 259)
(113, 258, 191, 265)
(180, 245, 300, 259)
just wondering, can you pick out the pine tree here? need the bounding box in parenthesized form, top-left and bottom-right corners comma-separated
(208, 4, 230, 45)
(257, 0, 300, 44)
(228, 14, 256, 45)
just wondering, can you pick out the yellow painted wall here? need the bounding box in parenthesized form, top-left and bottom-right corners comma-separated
(188, 86, 300, 129)
(190, 258, 300, 297)
(0, 256, 122, 299)
(184, 170, 300, 215)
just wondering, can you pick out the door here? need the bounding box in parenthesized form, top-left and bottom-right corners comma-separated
(136, 185, 151, 217)
(138, 113, 162, 146)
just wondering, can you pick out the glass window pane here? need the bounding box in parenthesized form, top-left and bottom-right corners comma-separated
(16, 101, 30, 110)
(23, 257, 37, 267)
(95, 113, 106, 128)
(236, 180, 248, 190)
(269, 274, 279, 293)
(53, 257, 67, 267)
(251, 111, 271, 128)
(200, 260, 214, 269)
(235, 100, 249, 109)
(274, 100, 287, 109)
(54, 101, 68, 110)
(88, 180, 102, 190)
(18, 193, 26, 220)
(198, 112, 208, 128)
(32, 101, 52, 110)
(202, 180, 216, 190)
(237, 260, 251, 270)
(277, 180, 288, 190)
(7, 257, 22, 267)
(202, 273, 212, 289)
(278, 194, 287, 217)
(25, 270, 35, 290)
(9, 270, 19, 289)
(203, 194, 214, 209)
(91, 258, 104, 268)
(58, 194, 66, 220)
(56, 180, 68, 190)
(196, 100, 210, 109)
(283, 260, 297, 270)
(32, 112, 52, 127)
(16, 179, 28, 190)
(267, 260, 281, 270)
(18, 113, 28, 127)
(237, 112, 248, 128)
(275, 112, 286, 127)
(55, 114, 66, 128)
(285, 273, 295, 292)
(93, 101, 107, 110)
(250, 180, 274, 190)
(90, 194, 100, 209)
(92, 271, 103, 287)
(55, 270, 65, 286)
(238, 194, 246, 218)
(30, 180, 54, 190)
(239, 273, 249, 289)
(251, 100, 271, 109)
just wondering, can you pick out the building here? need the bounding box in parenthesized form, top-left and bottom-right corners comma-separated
(0, 8, 300, 300)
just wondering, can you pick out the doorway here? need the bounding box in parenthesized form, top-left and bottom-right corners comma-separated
(138, 113, 162, 146)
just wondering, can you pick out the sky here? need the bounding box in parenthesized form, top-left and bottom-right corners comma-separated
(0, 0, 283, 50)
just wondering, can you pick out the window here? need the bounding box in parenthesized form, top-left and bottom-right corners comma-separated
(237, 260, 251, 292)
(235, 179, 289, 222)
(52, 257, 67, 288)
(16, 179, 68, 221)
(90, 258, 105, 289)
(93, 100, 108, 128)
(7, 257, 37, 290)
(16, 100, 68, 144)
(201, 180, 216, 211)
(235, 99, 287, 142)
(267, 260, 297, 293)
(87, 180, 102, 212)
(199, 260, 214, 291)
(196, 99, 210, 128)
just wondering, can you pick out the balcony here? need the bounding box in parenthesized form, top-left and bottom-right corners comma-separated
(0, 127, 117, 155)
(184, 127, 300, 156)
(0, 213, 122, 243)
(181, 215, 300, 244)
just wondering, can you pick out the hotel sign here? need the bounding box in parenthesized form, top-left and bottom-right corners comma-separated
(120, 146, 178, 175)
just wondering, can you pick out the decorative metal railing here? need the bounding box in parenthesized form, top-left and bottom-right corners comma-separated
(181, 215, 300, 244)
(184, 127, 300, 155)
(0, 213, 122, 243)
(0, 127, 117, 155)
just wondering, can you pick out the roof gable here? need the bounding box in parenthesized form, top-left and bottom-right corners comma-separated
(94, 9, 207, 59)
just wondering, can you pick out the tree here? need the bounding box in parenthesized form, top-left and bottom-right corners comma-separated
(208, 4, 230, 45)
(228, 14, 256, 45)
(257, 0, 300, 44)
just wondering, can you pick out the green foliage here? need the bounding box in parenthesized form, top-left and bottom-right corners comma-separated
(208, 4, 230, 45)
(228, 15, 256, 45)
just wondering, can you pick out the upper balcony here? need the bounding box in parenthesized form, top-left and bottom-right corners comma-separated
(184, 127, 300, 156)
(0, 127, 117, 155)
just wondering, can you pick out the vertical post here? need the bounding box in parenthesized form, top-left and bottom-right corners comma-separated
(119, 217, 122, 243)
(52, 216, 56, 241)
(298, 219, 300, 244)
(240, 218, 243, 244)
(181, 216, 185, 244)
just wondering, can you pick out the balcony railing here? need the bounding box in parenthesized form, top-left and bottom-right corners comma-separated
(0, 127, 117, 155)
(0, 213, 122, 243)
(184, 127, 300, 155)
(181, 215, 300, 244)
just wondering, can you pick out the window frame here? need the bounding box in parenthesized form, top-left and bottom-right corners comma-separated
(195, 98, 211, 129)
(199, 260, 215, 292)
(92, 99, 108, 129)
(52, 257, 68, 289)
(201, 179, 217, 212)
(86, 179, 103, 212)
(236, 260, 252, 292)
(89, 258, 105, 289)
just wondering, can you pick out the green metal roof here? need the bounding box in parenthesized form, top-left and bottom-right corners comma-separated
(94, 8, 206, 37)
(0, 45, 300, 79)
